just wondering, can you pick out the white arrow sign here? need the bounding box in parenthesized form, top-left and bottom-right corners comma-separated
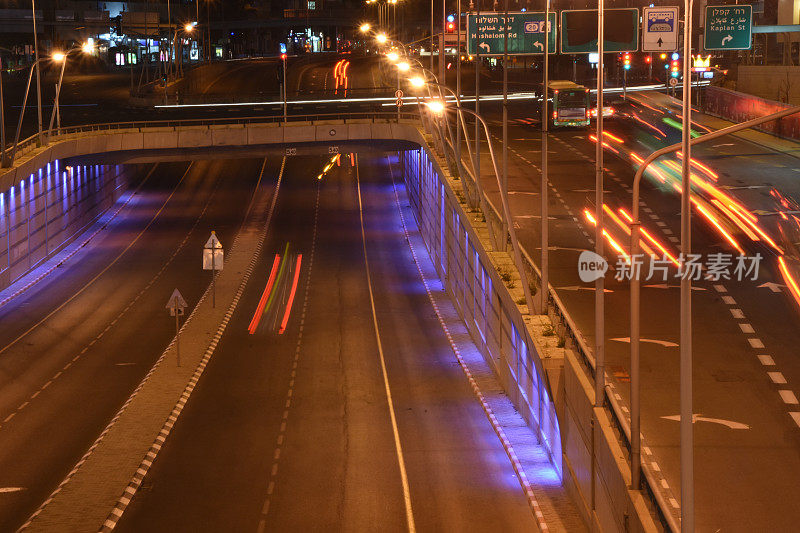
(721, 35, 733, 46)
(661, 414, 750, 430)
(534, 42, 544, 51)
(479, 42, 490, 53)
(166, 288, 187, 316)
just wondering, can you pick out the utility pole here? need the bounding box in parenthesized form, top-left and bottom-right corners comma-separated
(541, 1, 550, 311)
(593, 0, 607, 506)
(475, 0, 481, 224)
(679, 1, 695, 530)
(31, 0, 43, 145)
(502, 0, 509, 252)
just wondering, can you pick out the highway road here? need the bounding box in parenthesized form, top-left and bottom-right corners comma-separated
(0, 158, 268, 531)
(464, 87, 800, 530)
(114, 153, 540, 532)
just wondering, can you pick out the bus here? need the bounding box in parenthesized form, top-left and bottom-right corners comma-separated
(547, 80, 591, 128)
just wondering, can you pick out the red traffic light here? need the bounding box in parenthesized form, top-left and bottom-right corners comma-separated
(446, 21, 455, 32)
(281, 53, 287, 60)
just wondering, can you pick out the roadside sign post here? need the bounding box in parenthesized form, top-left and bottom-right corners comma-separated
(642, 6, 679, 52)
(166, 288, 188, 367)
(467, 12, 556, 55)
(704, 5, 753, 51)
(203, 231, 224, 308)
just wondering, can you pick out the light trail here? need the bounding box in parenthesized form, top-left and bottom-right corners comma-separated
(618, 208, 680, 266)
(602, 204, 656, 257)
(584, 209, 629, 260)
(248, 254, 282, 334)
(692, 199, 745, 254)
(278, 254, 303, 334)
(778, 256, 800, 308)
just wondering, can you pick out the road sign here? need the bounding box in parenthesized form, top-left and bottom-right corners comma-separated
(166, 288, 188, 316)
(396, 97, 403, 107)
(642, 7, 679, 52)
(166, 288, 187, 367)
(705, 5, 752, 50)
(395, 89, 403, 98)
(669, 77, 679, 87)
(560, 8, 639, 54)
(467, 12, 556, 56)
(203, 231, 224, 271)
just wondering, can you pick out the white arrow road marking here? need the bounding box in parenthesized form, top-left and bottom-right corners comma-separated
(759, 282, 785, 293)
(644, 284, 706, 291)
(557, 286, 613, 293)
(548, 246, 591, 252)
(611, 337, 678, 347)
(508, 191, 539, 196)
(0, 488, 25, 493)
(661, 414, 750, 430)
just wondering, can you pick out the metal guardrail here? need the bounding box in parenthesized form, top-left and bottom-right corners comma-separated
(428, 112, 678, 532)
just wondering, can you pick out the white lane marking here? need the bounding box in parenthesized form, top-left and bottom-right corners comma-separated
(791, 412, 800, 428)
(748, 338, 765, 349)
(768, 372, 787, 384)
(779, 390, 799, 405)
(355, 161, 416, 533)
(611, 337, 678, 347)
(739, 323, 754, 334)
(758, 355, 775, 366)
(661, 414, 750, 430)
(722, 295, 736, 305)
(730, 309, 744, 319)
(0, 487, 24, 493)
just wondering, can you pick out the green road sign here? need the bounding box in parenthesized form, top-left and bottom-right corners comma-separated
(704, 5, 752, 50)
(467, 12, 556, 56)
(560, 8, 639, 54)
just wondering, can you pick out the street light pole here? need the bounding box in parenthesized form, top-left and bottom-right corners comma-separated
(502, 0, 509, 253)
(593, 0, 607, 511)
(0, 58, 6, 168)
(31, 0, 43, 145)
(282, 54, 288, 122)
(541, 0, 550, 312)
(679, 1, 694, 530)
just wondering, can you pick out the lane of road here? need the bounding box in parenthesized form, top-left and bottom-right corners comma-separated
(115, 152, 539, 532)
(0, 157, 273, 531)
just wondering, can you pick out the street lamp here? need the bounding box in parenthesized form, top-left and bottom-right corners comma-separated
(376, 32, 388, 45)
(425, 97, 535, 314)
(360, 23, 372, 33)
(47, 45, 92, 144)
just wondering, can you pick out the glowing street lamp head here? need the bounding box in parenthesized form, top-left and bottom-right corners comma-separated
(386, 51, 399, 62)
(396, 61, 410, 72)
(52, 52, 66, 62)
(426, 100, 445, 114)
(375, 32, 388, 44)
(360, 23, 371, 33)
(185, 23, 194, 32)
(409, 76, 425, 88)
(81, 41, 95, 54)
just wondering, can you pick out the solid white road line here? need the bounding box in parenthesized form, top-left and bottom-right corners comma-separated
(354, 160, 416, 533)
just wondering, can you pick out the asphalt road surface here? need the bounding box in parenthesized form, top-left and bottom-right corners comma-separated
(0, 158, 267, 531)
(115, 153, 539, 532)
(469, 89, 800, 530)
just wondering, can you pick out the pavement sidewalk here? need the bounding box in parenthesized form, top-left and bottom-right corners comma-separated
(20, 162, 280, 532)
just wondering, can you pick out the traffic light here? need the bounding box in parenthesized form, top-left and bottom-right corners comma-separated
(671, 59, 680, 78)
(623, 53, 631, 70)
(446, 20, 456, 32)
(644, 55, 651, 64)
(660, 53, 667, 60)
(281, 53, 287, 61)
